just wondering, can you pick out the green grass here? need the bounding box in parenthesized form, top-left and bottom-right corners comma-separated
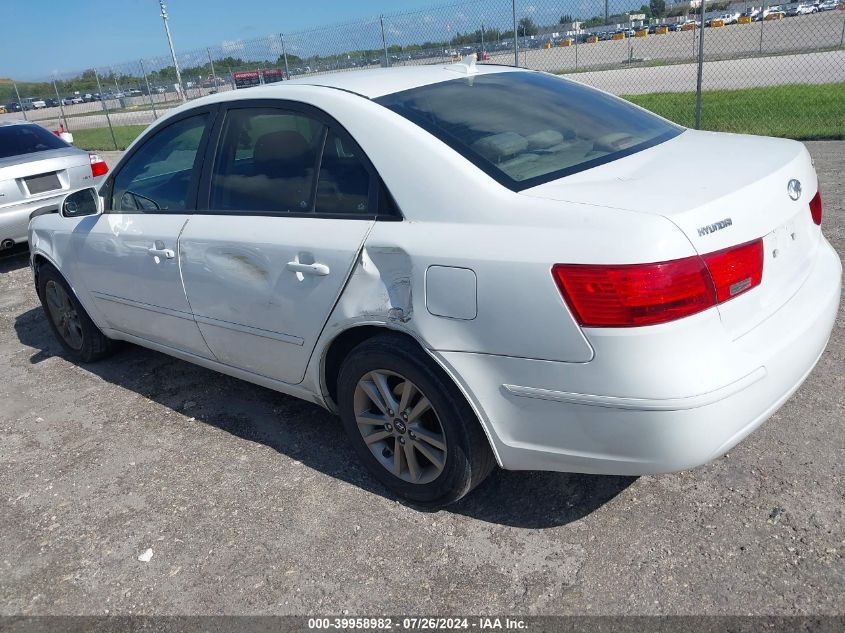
(624, 83, 845, 140)
(70, 125, 148, 151)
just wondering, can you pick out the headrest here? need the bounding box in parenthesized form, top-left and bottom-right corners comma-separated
(472, 132, 528, 160)
(253, 130, 310, 164)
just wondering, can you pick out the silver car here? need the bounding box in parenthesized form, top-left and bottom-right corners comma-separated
(0, 121, 108, 250)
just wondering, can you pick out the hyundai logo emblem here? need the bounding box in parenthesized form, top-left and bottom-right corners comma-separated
(787, 179, 802, 201)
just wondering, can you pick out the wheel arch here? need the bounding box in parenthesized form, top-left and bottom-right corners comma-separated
(31, 252, 60, 295)
(318, 323, 504, 467)
(31, 250, 109, 334)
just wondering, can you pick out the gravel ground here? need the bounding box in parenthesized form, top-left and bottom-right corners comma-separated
(0, 143, 843, 616)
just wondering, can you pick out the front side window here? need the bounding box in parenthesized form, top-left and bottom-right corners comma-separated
(111, 114, 208, 212)
(210, 108, 323, 214)
(375, 71, 682, 190)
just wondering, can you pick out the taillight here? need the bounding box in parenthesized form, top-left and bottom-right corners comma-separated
(809, 190, 822, 226)
(701, 239, 763, 303)
(89, 152, 108, 178)
(553, 238, 763, 328)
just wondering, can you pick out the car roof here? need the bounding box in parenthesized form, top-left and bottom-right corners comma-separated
(260, 62, 522, 99)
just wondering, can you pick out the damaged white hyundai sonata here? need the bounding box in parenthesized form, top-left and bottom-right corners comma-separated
(29, 60, 841, 506)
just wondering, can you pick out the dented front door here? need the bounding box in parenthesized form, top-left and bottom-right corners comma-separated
(177, 215, 373, 384)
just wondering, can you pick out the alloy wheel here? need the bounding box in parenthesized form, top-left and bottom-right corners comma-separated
(353, 369, 448, 485)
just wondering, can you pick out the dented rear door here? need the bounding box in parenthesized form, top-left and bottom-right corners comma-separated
(178, 215, 372, 384)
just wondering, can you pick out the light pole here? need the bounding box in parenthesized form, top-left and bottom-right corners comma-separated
(158, 0, 185, 101)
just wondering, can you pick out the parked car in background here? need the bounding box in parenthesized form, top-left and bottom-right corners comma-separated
(28, 62, 841, 507)
(763, 6, 787, 18)
(21, 97, 47, 110)
(62, 95, 84, 105)
(5, 102, 23, 112)
(0, 121, 108, 250)
(816, 0, 838, 9)
(44, 98, 60, 108)
(788, 3, 817, 14)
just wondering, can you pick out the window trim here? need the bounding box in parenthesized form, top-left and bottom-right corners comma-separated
(101, 104, 220, 213)
(196, 98, 401, 221)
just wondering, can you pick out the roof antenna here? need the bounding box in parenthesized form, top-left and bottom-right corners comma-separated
(450, 54, 479, 75)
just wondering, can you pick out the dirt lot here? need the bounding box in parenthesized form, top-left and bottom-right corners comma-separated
(0, 143, 843, 616)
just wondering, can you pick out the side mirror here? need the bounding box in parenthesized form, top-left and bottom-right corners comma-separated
(61, 188, 102, 218)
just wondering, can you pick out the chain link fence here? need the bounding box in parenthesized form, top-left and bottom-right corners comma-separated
(2, 0, 843, 149)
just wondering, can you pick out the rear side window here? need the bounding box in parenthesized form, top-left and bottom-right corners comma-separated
(0, 124, 68, 159)
(210, 108, 324, 214)
(375, 72, 682, 191)
(315, 130, 372, 215)
(112, 114, 208, 212)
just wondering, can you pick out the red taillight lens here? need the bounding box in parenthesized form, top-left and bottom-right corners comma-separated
(809, 190, 822, 226)
(553, 238, 764, 328)
(702, 239, 763, 303)
(89, 152, 109, 178)
(552, 257, 717, 327)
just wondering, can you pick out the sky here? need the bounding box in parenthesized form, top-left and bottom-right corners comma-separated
(1, 0, 466, 80)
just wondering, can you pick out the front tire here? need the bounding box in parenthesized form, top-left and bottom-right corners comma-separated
(337, 333, 495, 507)
(37, 264, 116, 363)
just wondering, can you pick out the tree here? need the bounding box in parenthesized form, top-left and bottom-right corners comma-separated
(517, 16, 538, 36)
(639, 4, 653, 18)
(649, 0, 666, 18)
(559, 14, 574, 24)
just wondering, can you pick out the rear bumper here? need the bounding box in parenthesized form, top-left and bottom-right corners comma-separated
(0, 195, 63, 245)
(436, 237, 841, 475)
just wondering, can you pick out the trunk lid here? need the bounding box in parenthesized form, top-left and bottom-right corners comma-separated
(523, 130, 821, 338)
(0, 147, 92, 208)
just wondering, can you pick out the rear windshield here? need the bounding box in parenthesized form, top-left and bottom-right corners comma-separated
(0, 124, 68, 159)
(375, 71, 682, 190)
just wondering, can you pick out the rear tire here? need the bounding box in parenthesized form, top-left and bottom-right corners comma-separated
(37, 263, 116, 363)
(337, 333, 495, 507)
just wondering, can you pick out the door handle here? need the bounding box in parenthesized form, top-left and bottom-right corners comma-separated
(286, 261, 330, 276)
(148, 247, 175, 259)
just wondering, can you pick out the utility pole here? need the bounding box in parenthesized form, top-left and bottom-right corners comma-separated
(158, 0, 185, 101)
(512, 0, 519, 66)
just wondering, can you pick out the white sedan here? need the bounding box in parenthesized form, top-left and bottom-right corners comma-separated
(28, 60, 841, 506)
